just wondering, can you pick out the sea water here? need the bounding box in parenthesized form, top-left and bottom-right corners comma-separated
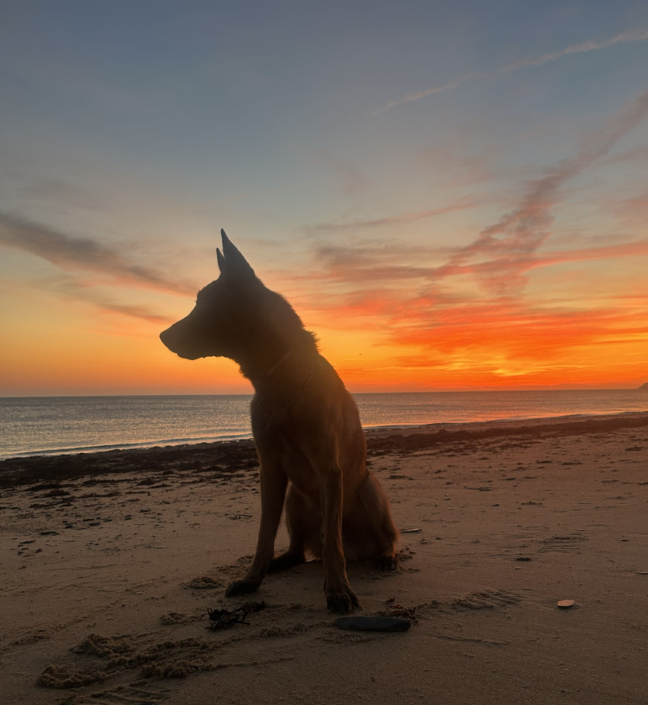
(0, 390, 646, 459)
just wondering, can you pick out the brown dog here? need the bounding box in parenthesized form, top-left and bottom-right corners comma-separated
(160, 231, 399, 612)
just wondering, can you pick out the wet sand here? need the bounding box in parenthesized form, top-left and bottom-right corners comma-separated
(1, 412, 648, 705)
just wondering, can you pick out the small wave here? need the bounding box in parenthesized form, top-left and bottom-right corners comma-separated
(0, 431, 254, 460)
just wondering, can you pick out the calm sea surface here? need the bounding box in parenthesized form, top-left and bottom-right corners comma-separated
(0, 391, 647, 459)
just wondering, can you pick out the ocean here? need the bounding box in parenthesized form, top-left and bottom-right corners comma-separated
(0, 390, 647, 460)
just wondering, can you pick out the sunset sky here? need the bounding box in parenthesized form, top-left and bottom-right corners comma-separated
(1, 1, 648, 395)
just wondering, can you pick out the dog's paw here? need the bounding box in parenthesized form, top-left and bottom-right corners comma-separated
(225, 578, 261, 597)
(376, 554, 399, 571)
(325, 584, 360, 613)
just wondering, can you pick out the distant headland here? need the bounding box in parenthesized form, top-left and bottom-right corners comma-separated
(639, 383, 648, 390)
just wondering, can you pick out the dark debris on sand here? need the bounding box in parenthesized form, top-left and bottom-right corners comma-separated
(0, 440, 259, 490)
(3, 412, 648, 489)
(365, 412, 648, 457)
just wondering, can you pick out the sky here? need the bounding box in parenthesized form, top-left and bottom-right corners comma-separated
(1, 0, 648, 395)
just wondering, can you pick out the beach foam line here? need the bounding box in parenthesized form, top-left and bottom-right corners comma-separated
(1, 412, 591, 460)
(364, 410, 648, 453)
(1, 410, 647, 464)
(362, 409, 648, 432)
(0, 431, 254, 460)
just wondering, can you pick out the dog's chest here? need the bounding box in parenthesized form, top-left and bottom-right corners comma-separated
(273, 430, 320, 494)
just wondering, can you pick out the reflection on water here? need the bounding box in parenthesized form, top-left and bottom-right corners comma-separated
(0, 390, 646, 459)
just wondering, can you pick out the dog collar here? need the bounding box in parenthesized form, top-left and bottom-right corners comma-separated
(256, 348, 294, 381)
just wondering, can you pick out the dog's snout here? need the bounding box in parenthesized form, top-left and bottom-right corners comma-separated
(159, 320, 203, 360)
(160, 323, 185, 356)
(159, 326, 176, 352)
(159, 327, 171, 347)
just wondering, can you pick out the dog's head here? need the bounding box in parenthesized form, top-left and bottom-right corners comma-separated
(160, 230, 267, 361)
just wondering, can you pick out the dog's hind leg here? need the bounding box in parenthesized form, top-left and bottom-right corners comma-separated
(225, 457, 288, 597)
(268, 484, 319, 572)
(359, 472, 400, 571)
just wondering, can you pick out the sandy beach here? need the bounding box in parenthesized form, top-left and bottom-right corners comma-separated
(1, 412, 648, 705)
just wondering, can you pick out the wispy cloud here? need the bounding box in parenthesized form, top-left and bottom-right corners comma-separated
(421, 146, 504, 188)
(609, 191, 648, 226)
(372, 75, 479, 115)
(374, 28, 648, 114)
(0, 212, 194, 296)
(17, 273, 174, 325)
(432, 87, 648, 295)
(296, 234, 648, 298)
(503, 28, 648, 70)
(301, 88, 648, 294)
(604, 144, 648, 165)
(311, 244, 441, 283)
(302, 200, 474, 235)
(87, 300, 173, 325)
(43, 276, 175, 324)
(312, 150, 370, 195)
(21, 176, 103, 211)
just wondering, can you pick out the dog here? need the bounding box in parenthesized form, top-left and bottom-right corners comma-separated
(160, 230, 399, 612)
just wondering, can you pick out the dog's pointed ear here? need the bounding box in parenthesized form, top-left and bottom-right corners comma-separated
(219, 229, 255, 279)
(216, 247, 226, 273)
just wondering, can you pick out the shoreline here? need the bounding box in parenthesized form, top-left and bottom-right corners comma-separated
(2, 389, 647, 461)
(2, 409, 648, 487)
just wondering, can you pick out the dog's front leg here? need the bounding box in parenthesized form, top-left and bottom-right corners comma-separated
(319, 464, 360, 613)
(225, 460, 287, 597)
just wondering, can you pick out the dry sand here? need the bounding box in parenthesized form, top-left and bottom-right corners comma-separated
(1, 412, 648, 705)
